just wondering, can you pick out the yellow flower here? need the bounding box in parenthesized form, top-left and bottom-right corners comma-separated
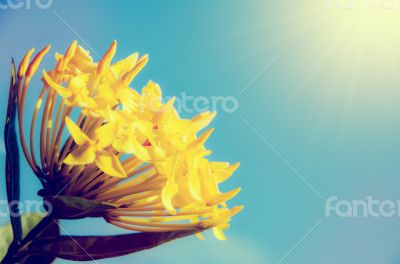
(63, 116, 126, 178)
(16, 40, 242, 240)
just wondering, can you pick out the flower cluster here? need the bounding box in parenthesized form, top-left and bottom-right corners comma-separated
(16, 41, 242, 240)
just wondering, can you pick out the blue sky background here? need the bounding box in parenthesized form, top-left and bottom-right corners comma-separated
(1, 0, 400, 263)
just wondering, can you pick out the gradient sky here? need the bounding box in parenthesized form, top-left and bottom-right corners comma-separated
(1, 1, 400, 263)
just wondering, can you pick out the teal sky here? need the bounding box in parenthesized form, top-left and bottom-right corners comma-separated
(1, 1, 400, 263)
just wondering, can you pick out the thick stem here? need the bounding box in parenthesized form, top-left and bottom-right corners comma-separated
(1, 215, 54, 264)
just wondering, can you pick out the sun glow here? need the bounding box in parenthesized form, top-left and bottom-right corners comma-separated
(250, 2, 400, 127)
(317, 6, 400, 87)
(328, 7, 400, 37)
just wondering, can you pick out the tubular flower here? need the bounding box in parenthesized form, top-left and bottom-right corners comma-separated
(16, 40, 242, 240)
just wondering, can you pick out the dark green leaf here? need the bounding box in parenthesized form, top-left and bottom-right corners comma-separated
(0, 214, 46, 261)
(24, 230, 198, 261)
(4, 60, 22, 244)
(40, 194, 117, 219)
(0, 215, 60, 264)
(17, 218, 60, 264)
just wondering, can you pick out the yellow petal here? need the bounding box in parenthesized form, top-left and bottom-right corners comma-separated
(113, 137, 150, 161)
(122, 54, 148, 86)
(55, 52, 63, 61)
(129, 120, 155, 143)
(120, 88, 140, 111)
(63, 145, 96, 165)
(67, 73, 90, 91)
(95, 151, 127, 178)
(42, 70, 73, 98)
(65, 116, 91, 145)
(212, 226, 227, 241)
(161, 182, 179, 215)
(97, 40, 117, 75)
(188, 128, 214, 149)
(190, 111, 217, 132)
(111, 52, 138, 77)
(142, 80, 162, 99)
(94, 122, 120, 149)
(148, 145, 167, 162)
(215, 162, 240, 183)
(187, 154, 202, 202)
(75, 46, 94, 63)
(195, 232, 206, 240)
(230, 205, 245, 217)
(73, 95, 97, 108)
(64, 40, 78, 61)
(206, 188, 241, 206)
(70, 46, 97, 72)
